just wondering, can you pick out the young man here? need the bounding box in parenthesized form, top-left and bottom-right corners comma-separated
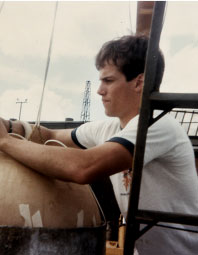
(0, 35, 198, 254)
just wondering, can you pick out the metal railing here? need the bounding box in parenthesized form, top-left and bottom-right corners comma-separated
(170, 109, 198, 136)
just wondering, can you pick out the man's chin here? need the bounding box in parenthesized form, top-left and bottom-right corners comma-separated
(105, 110, 115, 117)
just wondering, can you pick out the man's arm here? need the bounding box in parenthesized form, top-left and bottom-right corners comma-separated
(0, 119, 132, 184)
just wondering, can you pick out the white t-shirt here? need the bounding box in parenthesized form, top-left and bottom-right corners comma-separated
(71, 114, 198, 255)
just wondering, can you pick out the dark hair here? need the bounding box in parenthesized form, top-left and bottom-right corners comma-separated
(95, 35, 165, 91)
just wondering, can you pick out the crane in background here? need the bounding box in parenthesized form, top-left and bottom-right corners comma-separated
(80, 80, 91, 122)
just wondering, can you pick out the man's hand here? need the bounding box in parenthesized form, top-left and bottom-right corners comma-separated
(0, 118, 10, 152)
(0, 118, 8, 139)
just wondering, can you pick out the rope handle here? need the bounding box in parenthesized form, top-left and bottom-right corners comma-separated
(8, 133, 66, 149)
(44, 139, 67, 148)
(9, 133, 26, 140)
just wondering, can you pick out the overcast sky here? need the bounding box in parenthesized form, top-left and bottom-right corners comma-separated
(0, 1, 198, 122)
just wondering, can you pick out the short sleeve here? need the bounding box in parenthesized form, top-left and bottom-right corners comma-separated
(106, 116, 139, 155)
(71, 119, 121, 149)
(71, 121, 99, 148)
(71, 114, 182, 166)
(106, 114, 184, 165)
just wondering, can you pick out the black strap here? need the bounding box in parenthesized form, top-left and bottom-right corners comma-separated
(8, 120, 12, 133)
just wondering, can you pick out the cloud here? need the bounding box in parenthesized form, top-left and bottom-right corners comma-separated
(0, 2, 54, 58)
(0, 1, 137, 121)
(0, 1, 137, 59)
(0, 60, 42, 92)
(0, 75, 106, 122)
(161, 43, 198, 93)
(52, 1, 137, 58)
(163, 2, 198, 37)
(0, 85, 75, 121)
(159, 2, 198, 94)
(1, 1, 198, 123)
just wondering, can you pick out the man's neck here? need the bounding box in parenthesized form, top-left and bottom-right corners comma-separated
(120, 112, 139, 129)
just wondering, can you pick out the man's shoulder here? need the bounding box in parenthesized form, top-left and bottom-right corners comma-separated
(150, 112, 191, 147)
(150, 111, 181, 129)
(77, 118, 121, 138)
(86, 118, 120, 129)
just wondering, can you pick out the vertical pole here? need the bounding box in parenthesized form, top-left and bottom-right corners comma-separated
(19, 103, 22, 120)
(124, 2, 166, 255)
(16, 99, 28, 120)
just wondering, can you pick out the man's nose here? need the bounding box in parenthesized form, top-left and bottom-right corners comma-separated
(97, 83, 105, 95)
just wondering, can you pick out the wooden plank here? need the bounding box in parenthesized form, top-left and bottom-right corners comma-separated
(106, 241, 123, 255)
(136, 1, 155, 36)
(106, 248, 123, 255)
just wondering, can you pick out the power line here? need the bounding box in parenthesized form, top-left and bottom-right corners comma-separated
(36, 1, 58, 127)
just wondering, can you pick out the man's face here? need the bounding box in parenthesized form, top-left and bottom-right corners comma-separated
(97, 62, 137, 119)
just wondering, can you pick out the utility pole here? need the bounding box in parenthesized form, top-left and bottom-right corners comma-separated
(16, 98, 28, 120)
(80, 81, 91, 122)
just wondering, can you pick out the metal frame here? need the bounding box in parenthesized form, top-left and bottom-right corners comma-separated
(170, 109, 198, 136)
(124, 2, 198, 254)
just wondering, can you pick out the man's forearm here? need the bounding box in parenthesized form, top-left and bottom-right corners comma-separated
(0, 125, 133, 184)
(0, 118, 85, 183)
(1, 118, 53, 144)
(0, 134, 83, 183)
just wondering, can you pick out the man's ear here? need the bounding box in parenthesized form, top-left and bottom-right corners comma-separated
(134, 73, 144, 93)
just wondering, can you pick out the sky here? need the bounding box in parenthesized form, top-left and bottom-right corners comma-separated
(0, 1, 198, 122)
